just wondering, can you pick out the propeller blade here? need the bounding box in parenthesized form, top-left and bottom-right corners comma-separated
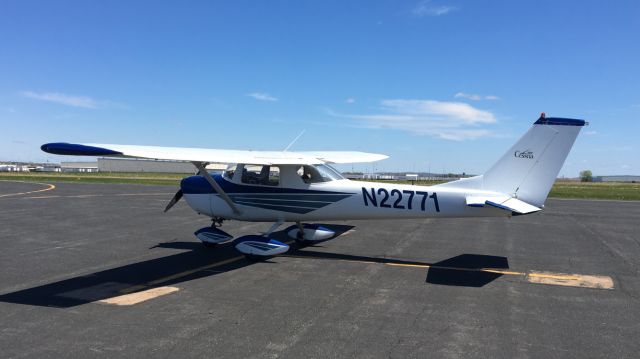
(164, 189, 183, 212)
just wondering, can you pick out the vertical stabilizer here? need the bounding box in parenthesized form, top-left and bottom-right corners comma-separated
(482, 115, 585, 207)
(437, 114, 585, 207)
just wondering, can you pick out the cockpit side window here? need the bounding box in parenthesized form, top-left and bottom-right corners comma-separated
(241, 165, 279, 186)
(296, 164, 344, 183)
(297, 165, 319, 183)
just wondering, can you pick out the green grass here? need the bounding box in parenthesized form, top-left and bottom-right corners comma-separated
(0, 172, 182, 186)
(548, 181, 640, 201)
(353, 179, 448, 186)
(1, 172, 638, 200)
(353, 178, 640, 201)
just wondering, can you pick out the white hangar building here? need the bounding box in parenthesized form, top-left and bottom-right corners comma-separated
(97, 158, 226, 173)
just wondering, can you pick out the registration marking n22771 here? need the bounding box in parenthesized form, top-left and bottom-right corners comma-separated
(361, 187, 440, 212)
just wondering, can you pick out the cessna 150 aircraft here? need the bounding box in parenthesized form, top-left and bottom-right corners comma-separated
(41, 114, 585, 257)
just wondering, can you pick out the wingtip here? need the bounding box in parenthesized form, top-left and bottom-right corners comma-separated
(533, 115, 586, 127)
(40, 142, 123, 156)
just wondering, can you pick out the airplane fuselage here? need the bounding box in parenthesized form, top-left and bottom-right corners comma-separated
(182, 174, 510, 222)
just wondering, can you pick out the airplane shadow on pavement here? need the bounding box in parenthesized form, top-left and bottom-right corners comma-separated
(0, 224, 507, 308)
(282, 251, 508, 288)
(425, 254, 509, 287)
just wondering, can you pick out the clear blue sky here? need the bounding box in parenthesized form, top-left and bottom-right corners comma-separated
(1, 0, 638, 176)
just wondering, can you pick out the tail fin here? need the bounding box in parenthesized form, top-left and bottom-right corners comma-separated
(441, 114, 585, 207)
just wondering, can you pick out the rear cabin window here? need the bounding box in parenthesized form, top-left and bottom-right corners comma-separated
(241, 165, 279, 186)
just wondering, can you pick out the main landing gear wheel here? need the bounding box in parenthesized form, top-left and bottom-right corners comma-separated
(194, 223, 233, 247)
(288, 223, 336, 243)
(243, 254, 269, 262)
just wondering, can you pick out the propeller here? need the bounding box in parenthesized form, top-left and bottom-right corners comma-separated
(164, 189, 183, 212)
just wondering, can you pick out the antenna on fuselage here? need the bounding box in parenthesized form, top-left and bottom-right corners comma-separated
(283, 129, 306, 152)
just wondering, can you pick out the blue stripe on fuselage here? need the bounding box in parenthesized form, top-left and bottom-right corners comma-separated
(181, 174, 351, 196)
(180, 174, 353, 214)
(230, 197, 336, 208)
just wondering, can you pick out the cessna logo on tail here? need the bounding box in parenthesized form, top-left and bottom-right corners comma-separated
(514, 150, 534, 159)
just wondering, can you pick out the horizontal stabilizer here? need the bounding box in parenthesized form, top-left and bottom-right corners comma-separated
(466, 195, 541, 215)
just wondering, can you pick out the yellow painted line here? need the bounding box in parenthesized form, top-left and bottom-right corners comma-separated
(118, 256, 246, 294)
(343, 259, 378, 264)
(117, 239, 303, 296)
(98, 286, 179, 306)
(480, 268, 522, 276)
(311, 256, 614, 290)
(0, 181, 56, 198)
(148, 256, 243, 286)
(26, 192, 171, 199)
(385, 262, 430, 269)
(56, 282, 130, 301)
(386, 263, 523, 277)
(115, 244, 614, 293)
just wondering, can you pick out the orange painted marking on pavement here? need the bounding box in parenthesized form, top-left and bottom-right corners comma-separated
(0, 181, 56, 198)
(99, 286, 179, 306)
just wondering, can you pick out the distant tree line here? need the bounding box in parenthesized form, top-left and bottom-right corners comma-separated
(580, 170, 593, 182)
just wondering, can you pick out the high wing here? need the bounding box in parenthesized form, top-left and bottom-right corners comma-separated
(40, 142, 388, 165)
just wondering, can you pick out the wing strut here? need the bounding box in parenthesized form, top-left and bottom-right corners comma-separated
(192, 162, 241, 215)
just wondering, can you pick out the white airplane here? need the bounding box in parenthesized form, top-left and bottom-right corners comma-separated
(41, 114, 585, 257)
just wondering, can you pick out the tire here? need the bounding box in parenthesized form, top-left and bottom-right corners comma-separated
(244, 254, 267, 262)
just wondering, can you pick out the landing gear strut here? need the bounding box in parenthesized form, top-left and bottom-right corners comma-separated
(211, 217, 225, 228)
(199, 217, 227, 248)
(295, 221, 306, 243)
(263, 219, 284, 237)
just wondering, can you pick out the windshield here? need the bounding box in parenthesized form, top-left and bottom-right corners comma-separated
(316, 164, 344, 181)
